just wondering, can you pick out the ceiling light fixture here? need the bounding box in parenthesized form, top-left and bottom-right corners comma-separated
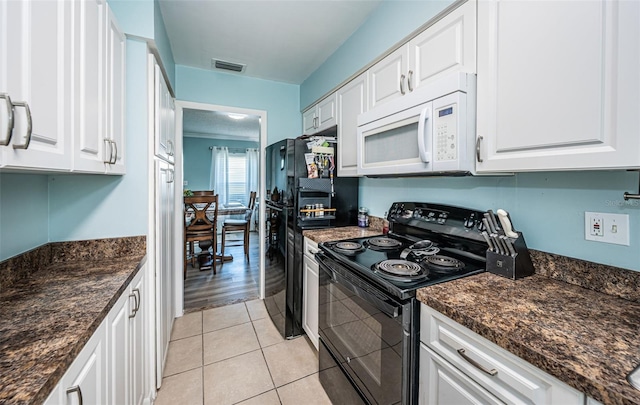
(227, 113, 247, 120)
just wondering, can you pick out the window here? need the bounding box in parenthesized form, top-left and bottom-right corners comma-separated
(227, 153, 247, 205)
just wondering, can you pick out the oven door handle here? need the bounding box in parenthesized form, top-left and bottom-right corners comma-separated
(318, 257, 402, 319)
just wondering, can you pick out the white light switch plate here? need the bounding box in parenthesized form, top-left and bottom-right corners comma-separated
(584, 212, 630, 246)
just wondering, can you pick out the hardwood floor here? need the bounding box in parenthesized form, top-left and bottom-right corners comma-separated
(184, 232, 260, 312)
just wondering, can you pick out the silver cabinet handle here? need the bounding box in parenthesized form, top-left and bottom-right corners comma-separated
(128, 292, 138, 318)
(0, 93, 14, 146)
(407, 70, 414, 92)
(11, 101, 32, 150)
(400, 74, 406, 95)
(110, 140, 118, 164)
(104, 139, 112, 164)
(167, 168, 174, 183)
(133, 288, 141, 312)
(167, 139, 174, 156)
(66, 385, 83, 405)
(476, 136, 483, 163)
(457, 348, 498, 376)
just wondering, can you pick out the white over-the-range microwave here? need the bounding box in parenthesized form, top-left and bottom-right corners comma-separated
(357, 72, 477, 176)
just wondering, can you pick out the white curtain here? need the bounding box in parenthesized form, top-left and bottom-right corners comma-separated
(245, 148, 259, 199)
(210, 146, 229, 205)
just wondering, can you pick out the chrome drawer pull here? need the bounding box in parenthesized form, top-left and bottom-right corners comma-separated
(407, 70, 414, 92)
(476, 136, 483, 163)
(66, 385, 83, 405)
(457, 348, 498, 376)
(400, 74, 406, 95)
(11, 101, 32, 150)
(0, 93, 14, 146)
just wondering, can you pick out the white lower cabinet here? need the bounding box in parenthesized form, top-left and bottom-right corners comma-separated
(419, 304, 584, 405)
(43, 263, 149, 405)
(302, 237, 319, 350)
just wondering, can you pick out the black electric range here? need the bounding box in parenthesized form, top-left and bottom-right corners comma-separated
(315, 202, 490, 405)
(318, 202, 488, 300)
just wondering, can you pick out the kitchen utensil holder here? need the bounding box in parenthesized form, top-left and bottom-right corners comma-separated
(486, 232, 535, 280)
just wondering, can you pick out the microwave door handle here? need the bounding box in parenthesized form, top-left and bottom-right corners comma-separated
(417, 106, 431, 163)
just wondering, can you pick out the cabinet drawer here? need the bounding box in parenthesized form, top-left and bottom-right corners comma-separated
(303, 237, 319, 261)
(420, 304, 583, 405)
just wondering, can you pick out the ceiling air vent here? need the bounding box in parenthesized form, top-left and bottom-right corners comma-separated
(212, 59, 246, 73)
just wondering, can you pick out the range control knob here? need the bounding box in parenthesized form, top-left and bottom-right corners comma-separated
(464, 212, 477, 228)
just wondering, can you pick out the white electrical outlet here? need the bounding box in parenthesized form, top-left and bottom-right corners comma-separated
(585, 212, 630, 246)
(183, 180, 188, 186)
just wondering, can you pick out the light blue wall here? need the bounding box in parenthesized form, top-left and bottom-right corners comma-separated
(301, 0, 455, 109)
(108, 0, 154, 39)
(360, 172, 640, 271)
(303, 0, 640, 271)
(0, 174, 49, 259)
(109, 0, 176, 89)
(183, 137, 259, 191)
(176, 66, 300, 145)
(48, 38, 150, 241)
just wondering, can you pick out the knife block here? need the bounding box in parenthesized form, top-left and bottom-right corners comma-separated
(486, 232, 535, 280)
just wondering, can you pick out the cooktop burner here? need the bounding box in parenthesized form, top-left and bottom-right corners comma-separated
(374, 259, 428, 282)
(332, 241, 365, 255)
(423, 255, 465, 274)
(365, 237, 403, 250)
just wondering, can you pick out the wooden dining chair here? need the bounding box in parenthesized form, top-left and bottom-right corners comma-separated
(221, 191, 257, 260)
(192, 190, 214, 196)
(184, 194, 219, 278)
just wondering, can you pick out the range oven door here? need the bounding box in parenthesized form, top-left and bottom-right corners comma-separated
(317, 253, 418, 405)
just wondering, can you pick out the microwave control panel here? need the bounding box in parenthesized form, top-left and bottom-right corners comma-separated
(434, 103, 458, 162)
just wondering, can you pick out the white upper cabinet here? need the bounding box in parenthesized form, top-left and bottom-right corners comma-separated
(0, 0, 72, 171)
(337, 72, 368, 177)
(105, 6, 126, 174)
(475, 0, 640, 172)
(303, 93, 337, 135)
(0, 0, 126, 175)
(369, 0, 476, 110)
(72, 0, 106, 173)
(154, 60, 175, 164)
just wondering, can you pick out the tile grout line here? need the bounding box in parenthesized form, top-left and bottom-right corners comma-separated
(247, 302, 284, 404)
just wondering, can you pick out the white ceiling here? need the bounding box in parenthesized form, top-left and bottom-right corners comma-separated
(161, 0, 382, 140)
(183, 109, 261, 141)
(158, 0, 382, 84)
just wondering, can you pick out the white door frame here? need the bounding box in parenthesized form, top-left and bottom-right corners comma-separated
(173, 100, 267, 317)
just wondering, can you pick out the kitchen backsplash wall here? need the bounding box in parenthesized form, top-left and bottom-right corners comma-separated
(360, 171, 640, 271)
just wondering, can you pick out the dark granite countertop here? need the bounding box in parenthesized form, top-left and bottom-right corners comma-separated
(417, 257, 640, 405)
(0, 236, 146, 405)
(303, 225, 383, 244)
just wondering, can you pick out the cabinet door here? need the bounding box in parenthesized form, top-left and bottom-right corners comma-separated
(0, 0, 71, 171)
(302, 107, 317, 135)
(72, 0, 107, 173)
(60, 322, 107, 405)
(108, 285, 132, 405)
(302, 237, 320, 350)
(408, 0, 476, 92)
(337, 72, 368, 177)
(153, 61, 176, 163)
(155, 159, 175, 387)
(419, 343, 505, 405)
(316, 93, 337, 133)
(130, 266, 147, 405)
(369, 45, 408, 109)
(476, 0, 640, 172)
(105, 6, 126, 174)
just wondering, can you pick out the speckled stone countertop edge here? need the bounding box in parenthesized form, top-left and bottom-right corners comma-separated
(0, 236, 147, 405)
(35, 255, 148, 405)
(417, 272, 640, 405)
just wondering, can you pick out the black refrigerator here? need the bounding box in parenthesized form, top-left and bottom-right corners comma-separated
(264, 137, 358, 339)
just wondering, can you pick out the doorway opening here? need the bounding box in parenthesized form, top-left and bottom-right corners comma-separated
(174, 101, 267, 315)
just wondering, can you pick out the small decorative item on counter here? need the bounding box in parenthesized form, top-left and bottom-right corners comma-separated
(383, 212, 389, 234)
(183, 189, 194, 197)
(358, 207, 369, 228)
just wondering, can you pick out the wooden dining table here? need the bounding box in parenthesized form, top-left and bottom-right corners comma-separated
(185, 203, 250, 264)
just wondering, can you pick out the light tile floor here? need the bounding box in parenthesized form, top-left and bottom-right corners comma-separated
(155, 299, 333, 405)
